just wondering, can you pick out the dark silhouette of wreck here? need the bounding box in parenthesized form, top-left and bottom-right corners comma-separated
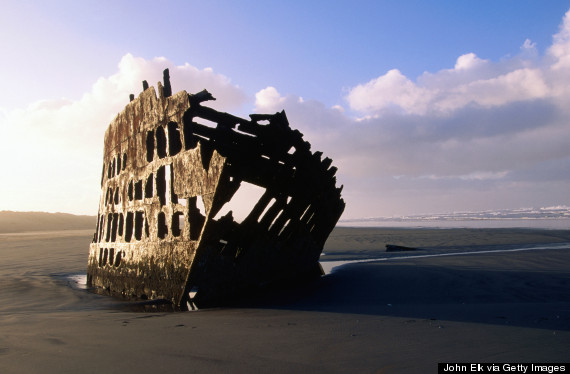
(87, 69, 345, 309)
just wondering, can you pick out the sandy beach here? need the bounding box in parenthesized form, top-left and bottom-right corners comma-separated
(0, 215, 569, 373)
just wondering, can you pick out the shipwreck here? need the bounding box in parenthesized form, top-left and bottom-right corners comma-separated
(87, 69, 345, 309)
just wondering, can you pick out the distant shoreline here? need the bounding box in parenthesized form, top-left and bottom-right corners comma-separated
(0, 211, 96, 234)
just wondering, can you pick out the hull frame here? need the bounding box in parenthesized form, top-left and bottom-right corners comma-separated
(87, 71, 345, 309)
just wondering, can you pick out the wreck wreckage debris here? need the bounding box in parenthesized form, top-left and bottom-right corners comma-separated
(385, 244, 418, 252)
(87, 69, 345, 309)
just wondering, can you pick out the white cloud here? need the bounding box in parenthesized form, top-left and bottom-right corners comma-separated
(454, 52, 486, 70)
(548, 9, 570, 70)
(458, 171, 509, 181)
(0, 54, 247, 214)
(254, 86, 286, 112)
(520, 38, 538, 56)
(345, 69, 430, 115)
(347, 51, 551, 116)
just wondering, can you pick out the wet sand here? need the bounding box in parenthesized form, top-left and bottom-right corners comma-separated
(0, 226, 569, 373)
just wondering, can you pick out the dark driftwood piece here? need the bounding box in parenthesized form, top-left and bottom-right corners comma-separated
(87, 69, 345, 309)
(385, 244, 418, 252)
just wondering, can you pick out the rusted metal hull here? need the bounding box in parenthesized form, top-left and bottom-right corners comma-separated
(87, 70, 345, 309)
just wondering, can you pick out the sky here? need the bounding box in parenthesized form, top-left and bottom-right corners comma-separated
(1, 0, 570, 219)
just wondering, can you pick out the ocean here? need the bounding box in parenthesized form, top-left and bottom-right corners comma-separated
(338, 206, 570, 229)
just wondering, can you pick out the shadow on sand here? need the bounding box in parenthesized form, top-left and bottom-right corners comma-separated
(64, 246, 570, 332)
(231, 249, 570, 331)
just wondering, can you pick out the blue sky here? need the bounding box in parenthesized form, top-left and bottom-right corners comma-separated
(2, 1, 570, 219)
